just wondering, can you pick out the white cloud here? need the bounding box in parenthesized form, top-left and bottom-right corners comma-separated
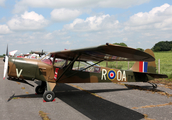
(2, 3, 172, 55)
(59, 3, 172, 49)
(125, 3, 172, 31)
(7, 11, 48, 31)
(0, 25, 12, 34)
(51, 8, 81, 22)
(21, 11, 45, 21)
(0, 0, 5, 6)
(64, 14, 119, 32)
(123, 38, 128, 41)
(97, 0, 150, 8)
(63, 40, 71, 45)
(13, 0, 150, 13)
(61, 36, 71, 40)
(0, 30, 74, 54)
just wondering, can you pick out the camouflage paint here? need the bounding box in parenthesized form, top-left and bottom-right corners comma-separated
(6, 45, 168, 93)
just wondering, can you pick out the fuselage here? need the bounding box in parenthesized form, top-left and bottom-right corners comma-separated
(7, 57, 153, 84)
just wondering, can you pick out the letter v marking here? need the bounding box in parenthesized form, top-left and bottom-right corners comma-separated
(16, 68, 23, 78)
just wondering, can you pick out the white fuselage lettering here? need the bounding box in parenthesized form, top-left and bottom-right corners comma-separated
(101, 69, 126, 81)
(16, 68, 23, 78)
(101, 69, 107, 80)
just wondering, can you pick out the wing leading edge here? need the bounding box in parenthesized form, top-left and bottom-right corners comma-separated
(50, 43, 155, 62)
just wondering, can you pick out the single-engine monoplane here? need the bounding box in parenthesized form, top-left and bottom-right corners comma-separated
(3, 43, 167, 102)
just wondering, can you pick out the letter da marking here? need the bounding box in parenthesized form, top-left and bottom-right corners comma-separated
(16, 68, 23, 78)
(101, 69, 107, 80)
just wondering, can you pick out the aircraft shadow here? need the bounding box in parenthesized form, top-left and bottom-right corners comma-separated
(7, 93, 43, 102)
(6, 84, 134, 102)
(124, 84, 165, 92)
(54, 84, 144, 120)
(7, 83, 145, 119)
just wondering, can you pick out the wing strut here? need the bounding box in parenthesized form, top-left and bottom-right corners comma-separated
(56, 54, 81, 83)
(82, 60, 103, 71)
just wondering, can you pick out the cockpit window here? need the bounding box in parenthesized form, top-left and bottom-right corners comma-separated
(54, 58, 68, 67)
(41, 53, 101, 73)
(72, 61, 100, 73)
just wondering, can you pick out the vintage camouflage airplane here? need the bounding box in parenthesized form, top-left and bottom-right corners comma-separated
(3, 43, 167, 102)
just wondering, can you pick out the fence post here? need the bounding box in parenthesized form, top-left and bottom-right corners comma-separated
(106, 61, 108, 67)
(158, 59, 160, 74)
(128, 61, 129, 70)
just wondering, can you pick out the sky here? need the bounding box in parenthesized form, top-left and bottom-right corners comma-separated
(0, 0, 172, 55)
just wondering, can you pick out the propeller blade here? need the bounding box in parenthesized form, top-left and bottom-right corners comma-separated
(3, 45, 9, 79)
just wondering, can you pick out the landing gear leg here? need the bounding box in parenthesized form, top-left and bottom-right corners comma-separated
(35, 81, 46, 94)
(148, 82, 157, 89)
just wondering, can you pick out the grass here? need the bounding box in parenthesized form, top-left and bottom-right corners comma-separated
(154, 51, 172, 78)
(98, 51, 172, 79)
(98, 61, 135, 70)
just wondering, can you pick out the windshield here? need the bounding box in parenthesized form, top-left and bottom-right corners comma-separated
(41, 53, 53, 65)
(41, 54, 68, 67)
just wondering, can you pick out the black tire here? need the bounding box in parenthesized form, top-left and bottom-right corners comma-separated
(35, 86, 45, 94)
(43, 91, 55, 102)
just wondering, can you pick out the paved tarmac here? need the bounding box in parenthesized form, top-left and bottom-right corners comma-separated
(0, 59, 172, 120)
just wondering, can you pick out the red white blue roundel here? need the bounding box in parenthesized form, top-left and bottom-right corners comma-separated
(107, 69, 116, 80)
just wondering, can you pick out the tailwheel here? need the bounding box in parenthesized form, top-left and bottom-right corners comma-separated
(148, 82, 157, 89)
(43, 91, 55, 102)
(35, 86, 45, 94)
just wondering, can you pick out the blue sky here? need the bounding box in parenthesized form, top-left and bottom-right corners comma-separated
(0, 0, 172, 54)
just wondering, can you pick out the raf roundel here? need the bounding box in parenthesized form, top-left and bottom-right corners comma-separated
(107, 69, 116, 80)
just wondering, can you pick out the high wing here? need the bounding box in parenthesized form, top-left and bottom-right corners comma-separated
(50, 43, 155, 62)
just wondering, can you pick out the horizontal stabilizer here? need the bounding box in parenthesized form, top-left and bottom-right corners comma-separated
(146, 73, 168, 78)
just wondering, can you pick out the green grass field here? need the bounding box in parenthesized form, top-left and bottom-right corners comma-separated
(99, 51, 172, 79)
(154, 51, 172, 78)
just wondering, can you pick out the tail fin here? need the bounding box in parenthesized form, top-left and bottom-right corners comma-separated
(130, 49, 156, 73)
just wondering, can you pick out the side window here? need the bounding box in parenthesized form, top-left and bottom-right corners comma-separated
(72, 61, 101, 73)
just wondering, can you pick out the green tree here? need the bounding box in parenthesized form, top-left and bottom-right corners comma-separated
(152, 41, 172, 51)
(113, 42, 127, 47)
(137, 48, 144, 51)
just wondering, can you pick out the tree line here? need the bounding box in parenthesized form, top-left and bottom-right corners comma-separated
(113, 42, 144, 51)
(114, 41, 172, 52)
(151, 41, 172, 52)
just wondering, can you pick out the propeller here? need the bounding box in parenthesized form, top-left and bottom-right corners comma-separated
(3, 45, 9, 79)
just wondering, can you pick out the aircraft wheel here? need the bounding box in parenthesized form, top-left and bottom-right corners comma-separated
(43, 91, 55, 102)
(35, 86, 45, 94)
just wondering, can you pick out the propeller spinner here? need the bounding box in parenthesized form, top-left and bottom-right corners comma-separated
(3, 45, 9, 79)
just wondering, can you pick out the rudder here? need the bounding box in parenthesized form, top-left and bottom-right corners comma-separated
(130, 49, 156, 73)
